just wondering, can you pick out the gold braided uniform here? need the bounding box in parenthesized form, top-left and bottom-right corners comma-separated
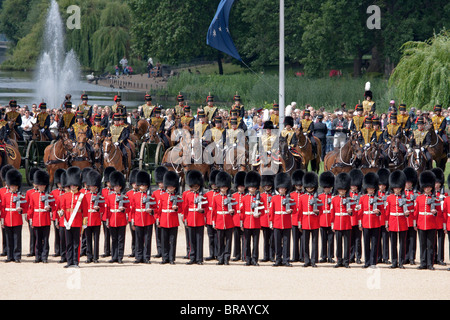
(150, 117, 164, 132)
(413, 129, 428, 146)
(78, 103, 92, 119)
(6, 111, 20, 122)
(261, 133, 277, 153)
(180, 116, 194, 128)
(352, 116, 365, 132)
(226, 128, 243, 145)
(360, 128, 375, 145)
(373, 129, 383, 143)
(37, 112, 50, 129)
(204, 105, 218, 123)
(72, 123, 89, 140)
(0, 119, 7, 129)
(109, 125, 125, 143)
(270, 114, 279, 127)
(194, 122, 209, 138)
(211, 127, 225, 143)
(281, 128, 295, 146)
(300, 119, 313, 134)
(362, 100, 375, 115)
(397, 114, 409, 129)
(175, 104, 185, 117)
(141, 104, 154, 119)
(91, 125, 106, 137)
(62, 113, 75, 129)
(432, 115, 445, 131)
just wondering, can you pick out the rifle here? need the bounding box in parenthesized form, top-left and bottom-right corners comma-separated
(40, 193, 55, 208)
(308, 192, 323, 213)
(426, 195, 440, 214)
(397, 195, 409, 213)
(91, 193, 105, 208)
(169, 194, 183, 210)
(194, 191, 208, 211)
(12, 192, 27, 208)
(143, 192, 156, 212)
(251, 193, 265, 217)
(369, 196, 384, 215)
(282, 195, 295, 212)
(116, 194, 129, 208)
(343, 196, 357, 212)
(224, 194, 237, 213)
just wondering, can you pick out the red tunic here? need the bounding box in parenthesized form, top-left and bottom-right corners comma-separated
(155, 192, 183, 228)
(106, 192, 131, 227)
(349, 191, 361, 226)
(404, 189, 419, 227)
(130, 191, 156, 227)
(59, 191, 89, 228)
(318, 192, 333, 227)
(357, 194, 385, 229)
(84, 192, 105, 227)
(51, 188, 65, 226)
(269, 194, 296, 230)
(101, 187, 114, 221)
(330, 195, 352, 231)
(385, 194, 409, 232)
(240, 193, 263, 229)
(290, 191, 303, 228)
(211, 193, 235, 230)
(27, 191, 56, 227)
(435, 189, 447, 229)
(377, 190, 388, 225)
(232, 192, 245, 227)
(443, 197, 450, 232)
(297, 193, 320, 230)
(259, 192, 274, 228)
(183, 191, 208, 227)
(414, 194, 442, 230)
(204, 190, 219, 225)
(0, 190, 27, 227)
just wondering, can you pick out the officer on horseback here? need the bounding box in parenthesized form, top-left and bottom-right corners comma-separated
(140, 94, 155, 120)
(204, 94, 218, 125)
(70, 111, 95, 164)
(231, 93, 245, 118)
(174, 93, 185, 118)
(179, 105, 194, 134)
(91, 114, 108, 138)
(5, 100, 23, 141)
(108, 113, 130, 171)
(194, 110, 210, 148)
(149, 106, 170, 150)
(431, 104, 449, 157)
(228, 109, 247, 132)
(77, 93, 92, 127)
(270, 103, 280, 128)
(383, 112, 407, 162)
(397, 104, 411, 137)
(358, 117, 374, 148)
(58, 102, 75, 131)
(36, 103, 53, 141)
(0, 109, 11, 167)
(112, 94, 127, 117)
(299, 109, 317, 157)
(409, 116, 432, 169)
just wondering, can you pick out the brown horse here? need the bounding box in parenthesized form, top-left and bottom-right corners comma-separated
(277, 135, 302, 175)
(103, 136, 131, 177)
(385, 135, 406, 172)
(133, 119, 150, 141)
(90, 135, 104, 173)
(44, 130, 73, 186)
(324, 133, 363, 175)
(426, 123, 447, 170)
(31, 122, 55, 141)
(70, 132, 92, 170)
(360, 143, 384, 174)
(223, 139, 248, 178)
(406, 145, 428, 175)
(295, 128, 322, 173)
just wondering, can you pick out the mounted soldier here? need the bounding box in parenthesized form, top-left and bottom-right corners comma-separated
(204, 94, 218, 125)
(179, 105, 194, 134)
(91, 114, 108, 138)
(58, 102, 75, 131)
(358, 117, 374, 148)
(299, 109, 317, 157)
(0, 109, 11, 167)
(36, 102, 53, 141)
(350, 104, 366, 134)
(362, 82, 376, 116)
(231, 93, 245, 118)
(77, 93, 92, 127)
(227, 109, 247, 132)
(431, 104, 449, 157)
(174, 92, 186, 118)
(112, 94, 127, 117)
(397, 104, 411, 138)
(270, 103, 280, 128)
(149, 106, 170, 149)
(70, 111, 95, 164)
(194, 110, 210, 148)
(139, 93, 155, 120)
(108, 113, 131, 171)
(5, 100, 23, 140)
(409, 116, 432, 167)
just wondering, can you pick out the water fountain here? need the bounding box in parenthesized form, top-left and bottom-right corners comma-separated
(35, 0, 81, 109)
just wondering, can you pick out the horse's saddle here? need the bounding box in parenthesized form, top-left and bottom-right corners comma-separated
(0, 144, 16, 160)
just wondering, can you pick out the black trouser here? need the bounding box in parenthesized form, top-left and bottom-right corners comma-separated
(405, 227, 417, 263)
(161, 226, 178, 263)
(5, 225, 22, 261)
(303, 229, 319, 265)
(135, 225, 153, 262)
(206, 224, 218, 258)
(320, 226, 334, 261)
(34, 226, 50, 261)
(363, 227, 380, 266)
(154, 224, 162, 256)
(274, 228, 291, 265)
(128, 222, 135, 257)
(232, 226, 244, 260)
(110, 225, 126, 262)
(28, 220, 35, 256)
(85, 225, 101, 261)
(244, 228, 260, 264)
(319, 137, 326, 160)
(53, 221, 60, 256)
(102, 221, 111, 256)
(335, 229, 351, 266)
(217, 228, 233, 264)
(390, 230, 407, 267)
(58, 225, 67, 262)
(188, 225, 204, 263)
(350, 225, 362, 262)
(261, 227, 274, 261)
(291, 225, 303, 262)
(378, 226, 389, 262)
(418, 229, 436, 268)
(1, 226, 7, 255)
(434, 229, 445, 263)
(184, 224, 190, 258)
(65, 227, 81, 266)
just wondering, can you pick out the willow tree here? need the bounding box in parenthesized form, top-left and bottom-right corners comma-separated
(389, 30, 449, 109)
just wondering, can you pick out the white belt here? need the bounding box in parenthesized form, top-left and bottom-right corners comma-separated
(244, 212, 256, 215)
(334, 212, 349, 216)
(135, 209, 147, 213)
(217, 211, 230, 215)
(322, 210, 330, 214)
(110, 209, 122, 213)
(363, 211, 376, 215)
(188, 208, 203, 212)
(34, 209, 47, 213)
(5, 208, 19, 212)
(303, 212, 315, 216)
(419, 212, 434, 216)
(274, 211, 289, 215)
(390, 212, 405, 216)
(162, 209, 175, 213)
(88, 209, 99, 213)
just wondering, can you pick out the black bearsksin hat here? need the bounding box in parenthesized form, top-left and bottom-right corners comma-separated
(136, 170, 151, 186)
(319, 171, 335, 189)
(303, 171, 319, 190)
(291, 169, 305, 186)
(431, 167, 444, 186)
(1, 164, 13, 182)
(363, 172, 379, 193)
(5, 169, 22, 189)
(103, 166, 116, 184)
(61, 171, 68, 188)
(389, 170, 406, 190)
(29, 167, 40, 184)
(419, 170, 436, 193)
(275, 172, 291, 190)
(129, 168, 140, 185)
(403, 167, 418, 188)
(163, 171, 180, 192)
(34, 169, 49, 186)
(66, 166, 82, 189)
(261, 171, 275, 188)
(85, 170, 102, 191)
(186, 170, 204, 187)
(245, 171, 261, 189)
(335, 172, 351, 191)
(377, 168, 390, 188)
(349, 168, 364, 191)
(154, 166, 168, 184)
(54, 168, 66, 186)
(216, 171, 232, 189)
(110, 171, 126, 192)
(234, 171, 246, 188)
(81, 167, 94, 185)
(209, 169, 220, 187)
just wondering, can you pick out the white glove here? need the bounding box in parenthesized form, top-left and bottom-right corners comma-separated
(421, 147, 425, 152)
(40, 129, 45, 133)
(115, 142, 119, 147)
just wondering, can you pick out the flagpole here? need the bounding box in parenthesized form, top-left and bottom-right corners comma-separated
(279, 0, 285, 132)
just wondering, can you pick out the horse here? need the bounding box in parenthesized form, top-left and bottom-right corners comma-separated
(426, 123, 447, 170)
(406, 146, 428, 175)
(360, 143, 383, 174)
(385, 135, 406, 172)
(132, 119, 150, 141)
(90, 134, 104, 173)
(103, 136, 131, 177)
(70, 132, 92, 170)
(44, 130, 73, 186)
(223, 138, 249, 178)
(31, 122, 55, 141)
(295, 128, 322, 173)
(324, 132, 363, 175)
(278, 135, 302, 175)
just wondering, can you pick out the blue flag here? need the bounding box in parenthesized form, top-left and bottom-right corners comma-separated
(206, 0, 241, 61)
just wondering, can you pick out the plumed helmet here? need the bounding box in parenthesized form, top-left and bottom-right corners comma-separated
(303, 171, 319, 190)
(335, 172, 351, 191)
(136, 170, 151, 186)
(389, 170, 406, 190)
(319, 171, 335, 189)
(291, 169, 305, 186)
(244, 171, 261, 189)
(403, 167, 418, 188)
(275, 172, 291, 190)
(363, 172, 379, 192)
(5, 169, 22, 189)
(154, 166, 168, 184)
(234, 171, 246, 188)
(215, 171, 232, 189)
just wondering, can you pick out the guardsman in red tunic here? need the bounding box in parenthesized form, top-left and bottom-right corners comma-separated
(241, 171, 263, 266)
(101, 166, 116, 258)
(415, 171, 442, 270)
(431, 168, 447, 266)
(330, 172, 352, 268)
(403, 167, 419, 265)
(0, 165, 14, 257)
(59, 167, 89, 268)
(130, 170, 155, 264)
(298, 172, 322, 267)
(205, 170, 220, 261)
(260, 172, 275, 262)
(151, 166, 168, 259)
(51, 169, 66, 263)
(28, 170, 55, 263)
(25, 167, 40, 257)
(231, 171, 246, 262)
(106, 171, 130, 264)
(183, 170, 208, 265)
(349, 169, 363, 264)
(377, 168, 390, 264)
(126, 169, 140, 259)
(270, 172, 296, 267)
(211, 171, 234, 265)
(385, 170, 410, 269)
(290, 169, 304, 263)
(318, 171, 335, 263)
(444, 173, 450, 271)
(1, 169, 27, 262)
(84, 170, 105, 263)
(155, 171, 183, 264)
(358, 172, 385, 268)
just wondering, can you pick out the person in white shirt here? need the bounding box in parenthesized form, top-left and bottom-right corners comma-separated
(21, 109, 35, 140)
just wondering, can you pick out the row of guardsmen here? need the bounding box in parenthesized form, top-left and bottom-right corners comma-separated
(1, 164, 450, 270)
